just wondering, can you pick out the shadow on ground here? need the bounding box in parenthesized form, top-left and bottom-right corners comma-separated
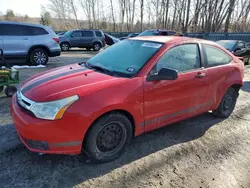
(0, 112, 223, 187)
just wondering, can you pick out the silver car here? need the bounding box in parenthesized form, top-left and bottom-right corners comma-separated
(0, 21, 61, 65)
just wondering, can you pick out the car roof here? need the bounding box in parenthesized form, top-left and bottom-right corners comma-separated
(130, 36, 215, 45)
(0, 21, 49, 29)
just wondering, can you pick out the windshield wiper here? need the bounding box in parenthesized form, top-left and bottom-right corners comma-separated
(85, 63, 114, 75)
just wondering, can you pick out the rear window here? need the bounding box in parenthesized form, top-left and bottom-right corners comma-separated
(26, 26, 48, 35)
(83, 31, 94, 37)
(138, 30, 159, 36)
(95, 31, 103, 37)
(0, 24, 48, 36)
(216, 41, 237, 51)
(203, 44, 232, 67)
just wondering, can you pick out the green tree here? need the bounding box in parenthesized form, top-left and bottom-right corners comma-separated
(40, 12, 52, 26)
(5, 9, 15, 20)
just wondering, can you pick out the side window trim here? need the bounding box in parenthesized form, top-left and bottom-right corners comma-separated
(149, 43, 203, 75)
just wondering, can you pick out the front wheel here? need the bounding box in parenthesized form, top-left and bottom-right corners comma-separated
(213, 87, 238, 118)
(30, 48, 48, 66)
(84, 113, 133, 163)
(5, 86, 17, 97)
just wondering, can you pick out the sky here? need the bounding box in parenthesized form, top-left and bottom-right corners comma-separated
(0, 0, 49, 17)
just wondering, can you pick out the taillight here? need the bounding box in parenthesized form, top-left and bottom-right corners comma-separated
(53, 38, 59, 44)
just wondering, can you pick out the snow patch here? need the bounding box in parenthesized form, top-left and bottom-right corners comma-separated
(12, 65, 46, 69)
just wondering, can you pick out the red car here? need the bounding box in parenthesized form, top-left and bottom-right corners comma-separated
(11, 36, 244, 162)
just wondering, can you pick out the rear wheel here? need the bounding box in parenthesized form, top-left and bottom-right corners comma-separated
(5, 86, 17, 97)
(84, 113, 133, 163)
(93, 42, 101, 51)
(213, 87, 238, 118)
(30, 48, 49, 66)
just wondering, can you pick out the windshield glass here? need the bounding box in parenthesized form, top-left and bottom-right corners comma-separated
(216, 41, 236, 50)
(138, 30, 158, 36)
(64, 30, 72, 37)
(87, 40, 163, 77)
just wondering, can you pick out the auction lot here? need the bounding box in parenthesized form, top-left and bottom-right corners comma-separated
(1, 50, 250, 188)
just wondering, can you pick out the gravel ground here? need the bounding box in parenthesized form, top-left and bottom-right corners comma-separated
(1, 51, 250, 188)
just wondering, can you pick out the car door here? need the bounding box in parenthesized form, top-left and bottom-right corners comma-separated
(82, 31, 94, 47)
(143, 43, 209, 131)
(201, 44, 235, 107)
(2, 24, 30, 58)
(69, 31, 82, 47)
(0, 35, 3, 51)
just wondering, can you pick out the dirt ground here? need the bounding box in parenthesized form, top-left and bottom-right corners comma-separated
(1, 51, 250, 188)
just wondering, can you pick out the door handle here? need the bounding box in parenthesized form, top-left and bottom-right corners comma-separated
(23, 38, 28, 40)
(196, 72, 206, 78)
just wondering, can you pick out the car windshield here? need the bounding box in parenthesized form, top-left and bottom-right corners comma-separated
(64, 30, 72, 37)
(86, 40, 163, 77)
(216, 41, 237, 50)
(138, 30, 159, 36)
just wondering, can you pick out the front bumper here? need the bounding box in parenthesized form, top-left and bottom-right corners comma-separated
(11, 95, 83, 154)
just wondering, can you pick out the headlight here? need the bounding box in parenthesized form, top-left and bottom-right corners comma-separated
(30, 95, 79, 120)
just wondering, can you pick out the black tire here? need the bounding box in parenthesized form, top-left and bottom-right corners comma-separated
(213, 87, 238, 118)
(86, 48, 91, 51)
(60, 42, 70, 51)
(5, 86, 17, 97)
(84, 113, 133, 163)
(0, 86, 4, 92)
(30, 48, 49, 66)
(244, 58, 250, 65)
(93, 42, 101, 51)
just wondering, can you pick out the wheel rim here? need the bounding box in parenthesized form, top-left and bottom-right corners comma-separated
(33, 51, 46, 65)
(223, 92, 234, 110)
(94, 44, 100, 50)
(96, 122, 125, 153)
(8, 89, 13, 96)
(62, 44, 69, 51)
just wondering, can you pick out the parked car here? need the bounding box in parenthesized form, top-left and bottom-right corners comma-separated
(138, 29, 177, 36)
(104, 33, 120, 45)
(0, 21, 61, 65)
(120, 33, 139, 40)
(216, 40, 250, 65)
(59, 29, 106, 51)
(11, 36, 244, 163)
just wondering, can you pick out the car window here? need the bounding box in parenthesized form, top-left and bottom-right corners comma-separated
(71, 31, 82, 37)
(83, 31, 94, 37)
(216, 41, 237, 51)
(138, 30, 159, 36)
(151, 44, 201, 74)
(87, 40, 163, 76)
(25, 26, 48, 35)
(236, 42, 245, 48)
(204, 44, 232, 67)
(0, 24, 27, 36)
(95, 31, 102, 37)
(160, 31, 168, 36)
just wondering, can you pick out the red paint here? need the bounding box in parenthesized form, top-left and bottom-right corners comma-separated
(11, 37, 244, 155)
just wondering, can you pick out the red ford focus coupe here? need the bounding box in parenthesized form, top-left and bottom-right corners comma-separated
(11, 36, 244, 162)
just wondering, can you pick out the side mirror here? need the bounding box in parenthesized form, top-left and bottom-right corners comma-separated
(147, 68, 178, 82)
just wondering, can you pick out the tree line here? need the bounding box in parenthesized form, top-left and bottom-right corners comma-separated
(1, 0, 250, 33)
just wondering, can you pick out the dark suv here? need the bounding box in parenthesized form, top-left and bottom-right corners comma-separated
(138, 29, 177, 36)
(59, 29, 106, 51)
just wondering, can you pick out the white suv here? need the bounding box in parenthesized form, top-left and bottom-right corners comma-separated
(0, 21, 61, 65)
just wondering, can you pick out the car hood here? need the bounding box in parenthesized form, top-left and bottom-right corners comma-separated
(20, 63, 126, 102)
